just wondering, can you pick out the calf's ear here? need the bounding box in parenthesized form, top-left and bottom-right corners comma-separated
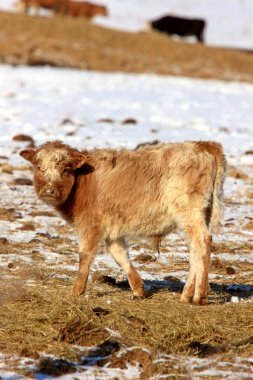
(71, 151, 87, 169)
(19, 148, 37, 164)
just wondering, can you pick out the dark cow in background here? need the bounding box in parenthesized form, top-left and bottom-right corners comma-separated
(149, 15, 206, 43)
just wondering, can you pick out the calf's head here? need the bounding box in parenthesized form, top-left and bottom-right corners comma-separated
(94, 5, 108, 17)
(20, 141, 87, 206)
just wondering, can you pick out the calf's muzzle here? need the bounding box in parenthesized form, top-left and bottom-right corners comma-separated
(39, 186, 59, 199)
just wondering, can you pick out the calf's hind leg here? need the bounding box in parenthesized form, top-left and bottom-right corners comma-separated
(106, 238, 145, 297)
(180, 217, 212, 305)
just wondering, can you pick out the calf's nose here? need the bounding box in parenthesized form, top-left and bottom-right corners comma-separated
(45, 188, 56, 195)
(41, 187, 58, 197)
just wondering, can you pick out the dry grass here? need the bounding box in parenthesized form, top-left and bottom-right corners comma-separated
(0, 207, 253, 377)
(0, 271, 253, 377)
(1, 296, 250, 370)
(1, 11, 253, 82)
(1, 197, 253, 375)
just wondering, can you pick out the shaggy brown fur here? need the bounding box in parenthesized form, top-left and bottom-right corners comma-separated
(16, 0, 60, 13)
(16, 0, 108, 18)
(55, 0, 108, 19)
(20, 140, 226, 305)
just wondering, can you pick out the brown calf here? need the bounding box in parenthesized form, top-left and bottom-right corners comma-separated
(55, 0, 108, 19)
(16, 0, 59, 13)
(20, 140, 226, 305)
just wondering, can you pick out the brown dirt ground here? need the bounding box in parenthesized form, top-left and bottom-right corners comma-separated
(1, 11, 253, 82)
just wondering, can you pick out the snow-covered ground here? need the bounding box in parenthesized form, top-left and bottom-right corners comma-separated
(0, 64, 253, 378)
(1, 65, 253, 162)
(1, 0, 253, 49)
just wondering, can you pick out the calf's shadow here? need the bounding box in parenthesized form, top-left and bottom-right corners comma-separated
(96, 275, 253, 303)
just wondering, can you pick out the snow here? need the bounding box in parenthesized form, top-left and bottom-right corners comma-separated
(1, 0, 253, 49)
(1, 351, 253, 380)
(1, 65, 253, 163)
(155, 355, 253, 380)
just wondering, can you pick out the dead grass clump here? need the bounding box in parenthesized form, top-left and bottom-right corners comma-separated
(245, 221, 253, 231)
(12, 134, 35, 148)
(0, 287, 60, 354)
(81, 340, 120, 366)
(0, 240, 40, 256)
(109, 347, 154, 378)
(0, 207, 21, 222)
(60, 118, 75, 125)
(1, 164, 13, 174)
(0, 281, 31, 306)
(97, 118, 115, 123)
(59, 318, 110, 346)
(227, 165, 249, 180)
(30, 210, 56, 217)
(225, 265, 240, 275)
(92, 307, 111, 317)
(38, 356, 76, 376)
(134, 253, 157, 263)
(0, 237, 9, 245)
(0, 279, 253, 377)
(121, 118, 138, 125)
(19, 222, 36, 231)
(212, 241, 238, 254)
(13, 177, 33, 186)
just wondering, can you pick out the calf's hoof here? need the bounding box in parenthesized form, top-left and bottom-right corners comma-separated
(180, 293, 192, 304)
(193, 296, 207, 305)
(133, 285, 145, 298)
(180, 293, 207, 305)
(131, 293, 145, 300)
(72, 282, 86, 296)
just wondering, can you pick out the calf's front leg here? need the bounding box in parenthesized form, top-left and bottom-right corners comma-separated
(72, 235, 99, 296)
(106, 238, 145, 297)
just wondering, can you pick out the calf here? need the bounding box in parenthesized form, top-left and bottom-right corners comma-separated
(149, 15, 206, 43)
(20, 140, 226, 305)
(16, 0, 59, 14)
(55, 0, 108, 19)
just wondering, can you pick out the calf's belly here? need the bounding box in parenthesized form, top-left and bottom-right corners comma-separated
(102, 213, 176, 240)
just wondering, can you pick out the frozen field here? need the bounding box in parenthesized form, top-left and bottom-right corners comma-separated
(0, 65, 253, 379)
(1, 65, 253, 158)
